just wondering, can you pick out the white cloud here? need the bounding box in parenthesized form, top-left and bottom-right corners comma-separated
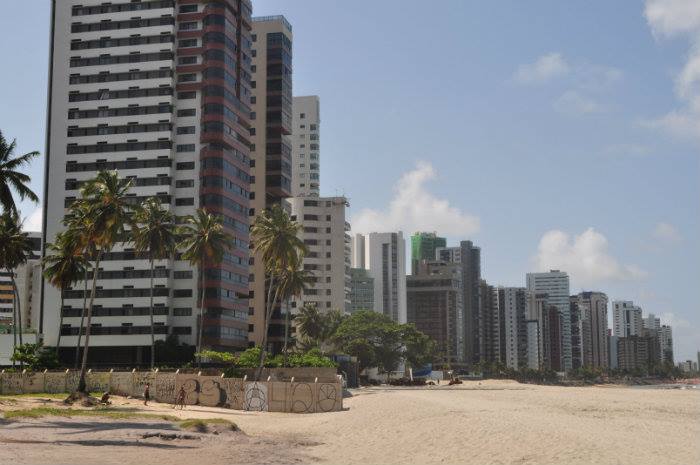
(514, 52, 570, 84)
(553, 90, 608, 115)
(643, 0, 700, 144)
(534, 228, 647, 287)
(652, 222, 682, 243)
(351, 161, 480, 236)
(22, 206, 42, 232)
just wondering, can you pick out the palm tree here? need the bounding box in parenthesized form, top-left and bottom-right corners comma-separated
(132, 197, 178, 369)
(62, 201, 94, 368)
(0, 214, 34, 365)
(295, 305, 344, 354)
(250, 203, 306, 377)
(0, 130, 39, 218)
(277, 264, 313, 364)
(179, 209, 232, 367)
(71, 171, 132, 393)
(42, 232, 88, 358)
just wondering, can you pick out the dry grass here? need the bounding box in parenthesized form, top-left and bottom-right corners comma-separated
(2, 406, 180, 422)
(179, 418, 238, 432)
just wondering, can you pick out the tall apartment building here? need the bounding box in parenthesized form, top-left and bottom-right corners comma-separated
(351, 232, 407, 323)
(407, 260, 465, 367)
(437, 241, 481, 366)
(612, 301, 643, 337)
(643, 313, 660, 333)
(42, 0, 254, 364)
(479, 280, 503, 365)
(570, 292, 608, 369)
(288, 196, 350, 313)
(497, 287, 528, 371)
(410, 232, 446, 275)
(659, 325, 673, 364)
(291, 96, 320, 196)
(347, 268, 374, 313)
(526, 292, 563, 371)
(526, 270, 571, 371)
(247, 15, 293, 351)
(617, 336, 658, 372)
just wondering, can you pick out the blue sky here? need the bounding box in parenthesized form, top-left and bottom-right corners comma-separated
(0, 0, 697, 361)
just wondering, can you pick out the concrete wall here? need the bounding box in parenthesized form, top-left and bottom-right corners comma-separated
(0, 370, 342, 413)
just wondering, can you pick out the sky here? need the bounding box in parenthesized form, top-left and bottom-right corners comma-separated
(0, 0, 698, 361)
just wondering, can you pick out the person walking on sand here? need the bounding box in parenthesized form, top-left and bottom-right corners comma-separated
(176, 386, 186, 410)
(143, 383, 151, 406)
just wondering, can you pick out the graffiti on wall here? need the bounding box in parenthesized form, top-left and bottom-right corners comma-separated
(155, 373, 176, 404)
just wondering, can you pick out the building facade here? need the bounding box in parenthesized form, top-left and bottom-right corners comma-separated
(526, 270, 571, 371)
(617, 336, 658, 372)
(497, 287, 528, 371)
(526, 292, 563, 371)
(288, 196, 350, 313)
(407, 260, 464, 367)
(291, 95, 320, 196)
(0, 232, 42, 331)
(347, 268, 374, 313)
(612, 300, 643, 337)
(351, 232, 407, 323)
(410, 232, 446, 275)
(437, 241, 481, 366)
(248, 15, 293, 351)
(570, 292, 609, 369)
(479, 280, 503, 366)
(42, 0, 253, 364)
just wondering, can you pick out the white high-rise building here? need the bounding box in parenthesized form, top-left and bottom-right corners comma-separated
(612, 301, 643, 337)
(500, 287, 527, 370)
(644, 313, 660, 333)
(42, 0, 254, 364)
(352, 232, 407, 323)
(526, 270, 572, 371)
(291, 96, 320, 197)
(288, 196, 351, 313)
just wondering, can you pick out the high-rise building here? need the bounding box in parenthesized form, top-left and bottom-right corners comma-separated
(526, 270, 571, 370)
(643, 313, 660, 333)
(497, 287, 528, 371)
(0, 232, 42, 330)
(288, 196, 350, 313)
(612, 301, 643, 337)
(291, 96, 320, 197)
(407, 260, 465, 367)
(570, 292, 609, 369)
(526, 292, 563, 371)
(42, 0, 254, 364)
(351, 232, 407, 323)
(347, 268, 374, 314)
(608, 330, 619, 369)
(410, 232, 446, 275)
(479, 280, 503, 366)
(617, 336, 658, 372)
(659, 325, 673, 364)
(248, 15, 293, 351)
(437, 241, 481, 366)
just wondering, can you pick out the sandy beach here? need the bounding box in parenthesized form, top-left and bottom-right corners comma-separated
(1, 380, 698, 465)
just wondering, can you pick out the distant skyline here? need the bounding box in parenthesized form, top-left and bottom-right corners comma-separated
(0, 0, 697, 360)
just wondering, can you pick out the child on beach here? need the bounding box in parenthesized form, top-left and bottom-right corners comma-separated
(176, 386, 186, 410)
(143, 383, 150, 406)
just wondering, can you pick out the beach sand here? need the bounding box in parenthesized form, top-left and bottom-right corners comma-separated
(1, 380, 698, 465)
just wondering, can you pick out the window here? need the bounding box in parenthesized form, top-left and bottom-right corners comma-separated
(173, 307, 192, 316)
(178, 73, 197, 82)
(173, 289, 193, 298)
(178, 56, 197, 65)
(178, 39, 198, 48)
(300, 113, 305, 119)
(176, 144, 195, 152)
(179, 22, 198, 31)
(179, 5, 198, 13)
(251, 34, 257, 42)
(174, 271, 193, 279)
(310, 124, 317, 130)
(176, 162, 195, 170)
(177, 126, 195, 134)
(177, 108, 196, 117)
(178, 91, 196, 99)
(175, 197, 194, 206)
(175, 179, 194, 188)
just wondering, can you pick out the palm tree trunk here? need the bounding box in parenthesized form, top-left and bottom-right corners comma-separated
(74, 268, 88, 369)
(256, 275, 279, 381)
(78, 250, 101, 393)
(56, 294, 64, 356)
(196, 260, 206, 368)
(283, 300, 290, 366)
(149, 255, 155, 370)
(11, 274, 16, 368)
(12, 276, 22, 347)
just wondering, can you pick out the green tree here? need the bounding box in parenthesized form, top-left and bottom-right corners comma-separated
(333, 310, 403, 374)
(0, 214, 34, 364)
(71, 171, 133, 393)
(179, 209, 232, 367)
(42, 232, 88, 355)
(132, 197, 178, 369)
(0, 130, 39, 218)
(11, 342, 59, 371)
(295, 305, 345, 353)
(276, 264, 313, 363)
(250, 204, 305, 378)
(401, 323, 436, 369)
